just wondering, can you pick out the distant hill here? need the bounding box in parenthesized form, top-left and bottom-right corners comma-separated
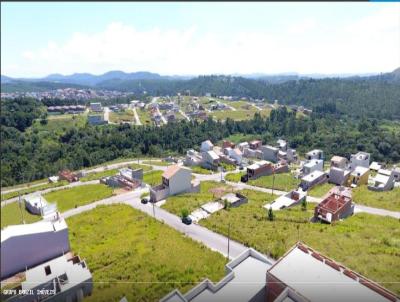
(1, 81, 91, 93)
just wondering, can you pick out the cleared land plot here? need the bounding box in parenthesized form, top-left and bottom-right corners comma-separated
(67, 204, 226, 302)
(143, 170, 164, 186)
(1, 201, 42, 228)
(109, 110, 135, 123)
(30, 114, 87, 134)
(308, 183, 336, 197)
(200, 189, 400, 295)
(191, 166, 214, 175)
(136, 108, 152, 125)
(44, 184, 113, 212)
(161, 181, 233, 216)
(352, 186, 400, 211)
(1, 181, 69, 201)
(80, 169, 118, 182)
(248, 173, 300, 191)
(225, 172, 245, 182)
(141, 160, 171, 167)
(223, 133, 260, 144)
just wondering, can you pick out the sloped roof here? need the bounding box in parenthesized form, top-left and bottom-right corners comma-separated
(162, 165, 186, 179)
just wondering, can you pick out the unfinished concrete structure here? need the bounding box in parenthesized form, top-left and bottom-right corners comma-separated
(264, 190, 307, 211)
(1, 217, 70, 279)
(220, 192, 248, 208)
(314, 187, 354, 223)
(347, 166, 370, 188)
(150, 165, 200, 202)
(368, 169, 396, 191)
(261, 145, 279, 163)
(266, 243, 398, 302)
(350, 151, 371, 170)
(58, 170, 79, 183)
(305, 149, 324, 161)
(241, 160, 274, 182)
(3, 254, 93, 302)
(300, 170, 328, 191)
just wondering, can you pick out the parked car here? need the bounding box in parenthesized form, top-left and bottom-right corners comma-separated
(141, 197, 149, 204)
(182, 216, 192, 225)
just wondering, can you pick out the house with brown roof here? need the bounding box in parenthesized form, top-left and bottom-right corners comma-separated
(314, 187, 354, 223)
(150, 165, 200, 202)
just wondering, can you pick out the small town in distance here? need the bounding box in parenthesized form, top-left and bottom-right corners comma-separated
(1, 92, 400, 302)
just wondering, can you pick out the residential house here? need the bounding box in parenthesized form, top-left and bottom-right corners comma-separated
(369, 161, 383, 172)
(305, 149, 324, 161)
(88, 114, 106, 125)
(266, 243, 397, 302)
(347, 166, 370, 188)
(301, 159, 323, 176)
(264, 190, 307, 211)
(184, 149, 203, 166)
(237, 142, 249, 152)
(278, 148, 298, 164)
(261, 145, 279, 163)
(368, 169, 396, 191)
(1, 217, 69, 279)
(222, 140, 235, 149)
(200, 140, 214, 152)
(23, 195, 56, 217)
(58, 170, 79, 183)
(350, 151, 371, 170)
(119, 167, 143, 182)
(276, 139, 287, 151)
(150, 165, 200, 202)
(249, 140, 262, 150)
(3, 254, 93, 302)
(393, 166, 400, 182)
(330, 156, 348, 169)
(243, 148, 263, 159)
(241, 160, 274, 182)
(90, 102, 103, 112)
(160, 248, 273, 302)
(223, 147, 243, 164)
(329, 167, 351, 186)
(220, 193, 248, 208)
(201, 150, 220, 170)
(300, 170, 328, 191)
(314, 187, 354, 223)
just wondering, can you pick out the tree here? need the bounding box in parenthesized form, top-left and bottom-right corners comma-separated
(268, 207, 274, 221)
(301, 198, 307, 211)
(181, 208, 189, 219)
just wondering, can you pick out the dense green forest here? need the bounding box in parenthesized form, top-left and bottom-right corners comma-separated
(1, 98, 399, 186)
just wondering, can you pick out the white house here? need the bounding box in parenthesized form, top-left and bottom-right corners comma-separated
(260, 145, 279, 163)
(300, 170, 328, 191)
(264, 190, 306, 211)
(24, 194, 49, 216)
(302, 159, 324, 176)
(276, 139, 287, 151)
(201, 150, 220, 169)
(305, 149, 324, 161)
(1, 217, 70, 279)
(5, 254, 93, 302)
(368, 169, 396, 191)
(237, 142, 249, 152)
(369, 161, 383, 172)
(200, 140, 214, 152)
(224, 147, 243, 164)
(350, 151, 370, 170)
(150, 165, 200, 202)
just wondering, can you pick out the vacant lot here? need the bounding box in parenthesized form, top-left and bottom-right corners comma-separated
(1, 201, 42, 228)
(162, 181, 233, 216)
(143, 170, 164, 186)
(248, 173, 300, 191)
(136, 108, 152, 124)
(308, 183, 335, 198)
(200, 189, 400, 294)
(67, 205, 226, 302)
(80, 169, 118, 182)
(109, 110, 135, 123)
(141, 160, 171, 166)
(225, 172, 245, 182)
(191, 166, 214, 175)
(44, 184, 114, 212)
(352, 186, 400, 211)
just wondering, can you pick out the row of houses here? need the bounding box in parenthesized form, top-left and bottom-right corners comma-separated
(161, 242, 397, 302)
(1, 215, 93, 301)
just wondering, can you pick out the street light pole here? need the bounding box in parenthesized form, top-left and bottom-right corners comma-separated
(271, 168, 275, 196)
(227, 222, 231, 260)
(152, 202, 155, 218)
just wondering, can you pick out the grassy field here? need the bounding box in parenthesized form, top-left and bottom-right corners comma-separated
(109, 110, 135, 123)
(225, 172, 245, 182)
(162, 181, 233, 216)
(219, 162, 236, 172)
(2, 178, 49, 192)
(352, 186, 400, 211)
(30, 114, 87, 134)
(191, 166, 214, 175)
(80, 169, 119, 182)
(308, 183, 336, 197)
(223, 133, 260, 144)
(44, 184, 114, 212)
(129, 163, 153, 172)
(1, 181, 69, 201)
(143, 170, 164, 186)
(67, 204, 227, 302)
(200, 189, 400, 294)
(1, 201, 42, 228)
(136, 108, 152, 124)
(141, 160, 171, 166)
(248, 173, 300, 191)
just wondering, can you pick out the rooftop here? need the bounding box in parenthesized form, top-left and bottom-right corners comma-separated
(301, 170, 326, 182)
(268, 243, 397, 302)
(351, 166, 369, 176)
(163, 165, 189, 179)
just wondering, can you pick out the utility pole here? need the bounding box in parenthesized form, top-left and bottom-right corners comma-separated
(271, 168, 275, 196)
(18, 193, 25, 224)
(227, 222, 231, 260)
(152, 202, 155, 218)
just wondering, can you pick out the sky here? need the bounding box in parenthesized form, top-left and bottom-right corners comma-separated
(1, 2, 400, 78)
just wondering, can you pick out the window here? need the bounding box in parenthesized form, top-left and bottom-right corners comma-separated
(44, 265, 51, 276)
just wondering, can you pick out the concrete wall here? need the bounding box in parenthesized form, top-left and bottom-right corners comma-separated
(169, 169, 192, 195)
(1, 228, 70, 279)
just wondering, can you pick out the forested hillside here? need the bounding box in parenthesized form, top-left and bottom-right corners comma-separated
(1, 98, 399, 186)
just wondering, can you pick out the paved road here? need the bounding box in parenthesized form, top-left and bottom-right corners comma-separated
(62, 187, 268, 261)
(132, 108, 142, 125)
(354, 204, 400, 219)
(2, 182, 49, 194)
(179, 110, 191, 122)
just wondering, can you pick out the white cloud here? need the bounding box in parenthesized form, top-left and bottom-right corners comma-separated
(6, 4, 400, 77)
